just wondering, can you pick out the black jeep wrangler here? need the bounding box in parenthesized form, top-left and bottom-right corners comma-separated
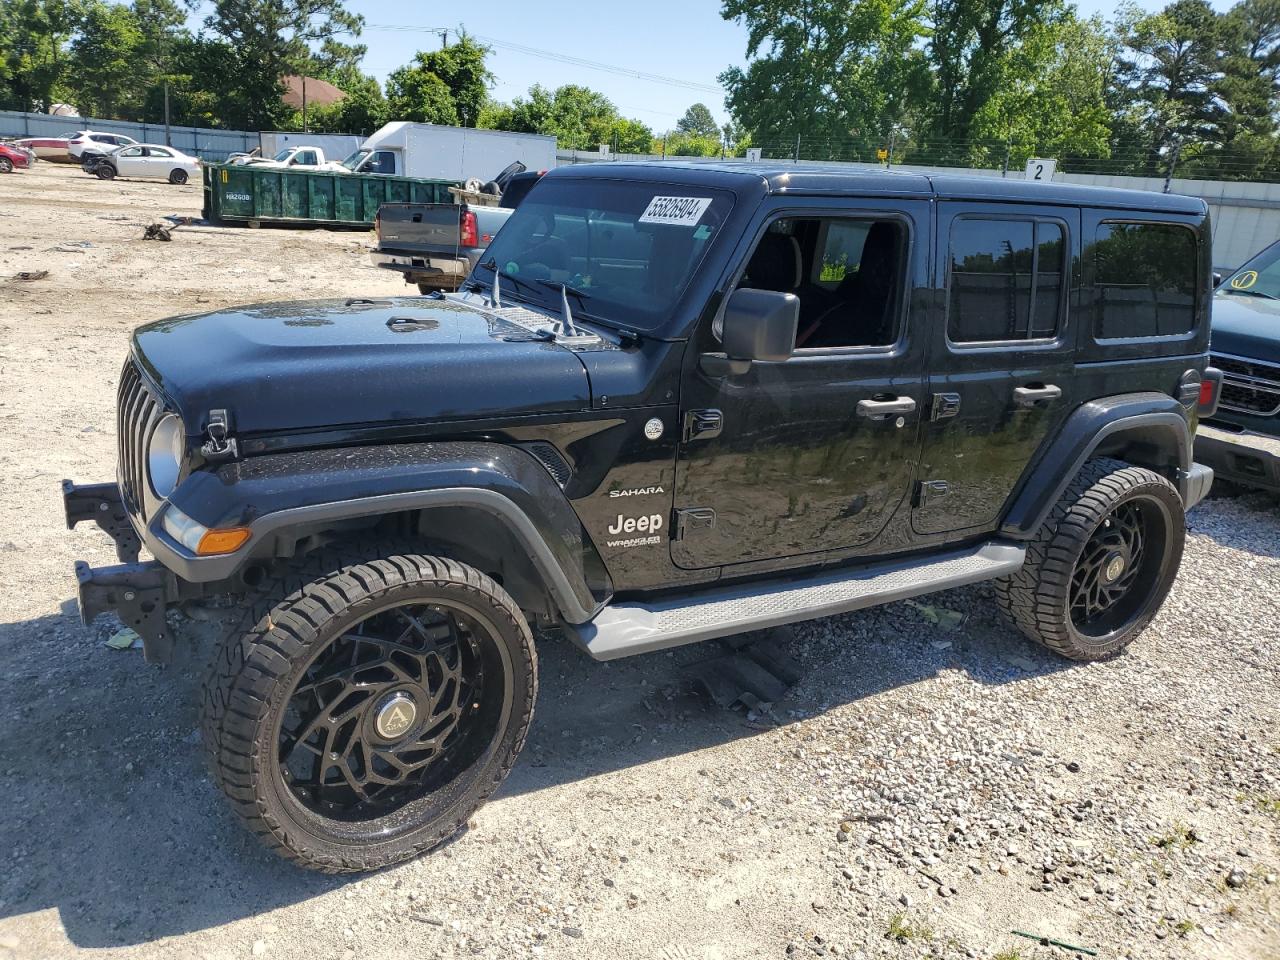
(64, 162, 1218, 873)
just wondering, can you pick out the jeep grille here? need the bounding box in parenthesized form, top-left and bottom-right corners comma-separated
(1212, 353, 1280, 417)
(117, 358, 168, 519)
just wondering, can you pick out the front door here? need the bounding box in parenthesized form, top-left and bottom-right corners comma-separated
(912, 202, 1079, 535)
(672, 203, 930, 569)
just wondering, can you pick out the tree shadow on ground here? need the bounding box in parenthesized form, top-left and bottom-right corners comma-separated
(0, 584, 1067, 949)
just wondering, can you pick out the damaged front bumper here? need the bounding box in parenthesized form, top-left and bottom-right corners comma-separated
(64, 479, 182, 663)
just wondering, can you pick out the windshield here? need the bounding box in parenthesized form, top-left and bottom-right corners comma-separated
(476, 178, 734, 332)
(341, 149, 370, 171)
(1220, 239, 1280, 301)
(272, 148, 293, 162)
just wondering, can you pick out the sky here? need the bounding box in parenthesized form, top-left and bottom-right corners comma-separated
(184, 0, 1243, 133)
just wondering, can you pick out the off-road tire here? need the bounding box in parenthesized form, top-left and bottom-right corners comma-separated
(201, 551, 537, 873)
(96, 163, 116, 180)
(169, 168, 188, 185)
(995, 458, 1185, 661)
(0, 157, 12, 174)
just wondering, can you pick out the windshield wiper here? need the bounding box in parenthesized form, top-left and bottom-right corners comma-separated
(536, 278, 593, 302)
(1223, 288, 1280, 300)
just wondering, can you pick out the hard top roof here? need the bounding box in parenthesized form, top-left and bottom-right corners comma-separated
(552, 160, 1206, 215)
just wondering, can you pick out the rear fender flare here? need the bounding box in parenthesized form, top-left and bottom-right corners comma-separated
(1001, 393, 1192, 539)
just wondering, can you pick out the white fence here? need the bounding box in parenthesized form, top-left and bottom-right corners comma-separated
(0, 110, 259, 162)
(556, 150, 1280, 271)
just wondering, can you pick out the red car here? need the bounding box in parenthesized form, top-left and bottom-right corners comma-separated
(0, 142, 33, 173)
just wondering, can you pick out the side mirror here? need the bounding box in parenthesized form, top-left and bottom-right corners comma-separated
(722, 288, 799, 362)
(1212, 271, 1223, 288)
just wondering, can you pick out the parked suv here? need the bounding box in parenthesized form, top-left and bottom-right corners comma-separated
(1196, 239, 1280, 493)
(64, 163, 1217, 873)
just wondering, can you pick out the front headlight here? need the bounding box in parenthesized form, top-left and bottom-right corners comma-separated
(147, 413, 185, 498)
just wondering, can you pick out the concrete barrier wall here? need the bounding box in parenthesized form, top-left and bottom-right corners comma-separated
(557, 150, 1280, 271)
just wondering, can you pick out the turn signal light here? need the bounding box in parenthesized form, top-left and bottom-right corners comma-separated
(196, 527, 252, 555)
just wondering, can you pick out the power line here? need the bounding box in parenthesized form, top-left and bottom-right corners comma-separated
(363, 23, 722, 94)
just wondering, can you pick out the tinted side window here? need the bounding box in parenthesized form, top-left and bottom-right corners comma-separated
(1094, 222, 1197, 339)
(948, 218, 1065, 343)
(366, 151, 396, 175)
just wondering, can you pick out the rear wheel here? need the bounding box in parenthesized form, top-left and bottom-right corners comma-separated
(201, 553, 537, 873)
(169, 168, 188, 185)
(96, 163, 116, 180)
(995, 458, 1185, 660)
(0, 157, 12, 174)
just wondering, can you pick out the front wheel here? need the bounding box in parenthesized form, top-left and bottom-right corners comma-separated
(96, 164, 116, 180)
(995, 458, 1185, 661)
(201, 553, 537, 873)
(0, 157, 12, 174)
(169, 168, 188, 184)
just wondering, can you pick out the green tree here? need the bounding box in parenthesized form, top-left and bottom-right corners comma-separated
(202, 0, 364, 129)
(308, 82, 387, 133)
(677, 102, 719, 138)
(483, 83, 651, 151)
(386, 35, 492, 126)
(923, 0, 1073, 153)
(386, 66, 457, 124)
(659, 130, 723, 156)
(1116, 0, 1229, 173)
(967, 12, 1116, 163)
(67, 1, 143, 117)
(720, 0, 931, 153)
(1208, 0, 1280, 176)
(0, 0, 83, 112)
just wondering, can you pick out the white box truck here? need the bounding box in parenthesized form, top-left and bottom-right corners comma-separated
(340, 122, 557, 182)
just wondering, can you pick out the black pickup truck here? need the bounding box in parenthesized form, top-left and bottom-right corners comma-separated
(371, 168, 543, 293)
(65, 161, 1217, 873)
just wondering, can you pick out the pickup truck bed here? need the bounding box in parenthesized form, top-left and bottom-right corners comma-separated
(370, 170, 543, 293)
(372, 202, 512, 293)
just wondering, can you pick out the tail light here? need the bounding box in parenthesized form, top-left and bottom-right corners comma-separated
(1199, 367, 1223, 417)
(460, 209, 479, 247)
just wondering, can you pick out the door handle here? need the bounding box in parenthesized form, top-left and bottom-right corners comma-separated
(684, 408, 724, 441)
(856, 396, 917, 419)
(1013, 384, 1063, 407)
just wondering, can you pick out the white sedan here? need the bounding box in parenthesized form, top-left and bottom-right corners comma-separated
(95, 144, 201, 184)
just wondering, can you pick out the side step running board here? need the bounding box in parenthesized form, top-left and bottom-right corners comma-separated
(564, 542, 1026, 661)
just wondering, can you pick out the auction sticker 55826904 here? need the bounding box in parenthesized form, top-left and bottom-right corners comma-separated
(639, 196, 712, 226)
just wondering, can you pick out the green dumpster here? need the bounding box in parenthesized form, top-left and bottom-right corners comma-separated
(202, 164, 458, 227)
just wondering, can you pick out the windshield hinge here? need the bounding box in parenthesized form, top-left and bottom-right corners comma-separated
(200, 409, 239, 462)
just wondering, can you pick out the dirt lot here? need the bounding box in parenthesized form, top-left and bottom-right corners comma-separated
(0, 163, 1278, 960)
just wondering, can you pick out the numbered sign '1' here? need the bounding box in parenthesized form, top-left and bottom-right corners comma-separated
(1025, 158, 1056, 182)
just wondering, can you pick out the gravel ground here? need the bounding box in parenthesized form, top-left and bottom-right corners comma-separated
(1, 163, 1278, 960)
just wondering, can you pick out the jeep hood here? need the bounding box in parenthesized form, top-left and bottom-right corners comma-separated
(132, 297, 590, 436)
(1211, 293, 1280, 363)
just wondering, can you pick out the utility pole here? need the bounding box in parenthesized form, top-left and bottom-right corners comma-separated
(887, 127, 896, 168)
(793, 132, 800, 162)
(1163, 141, 1182, 194)
(163, 79, 171, 146)
(441, 29, 448, 49)
(302, 75, 308, 133)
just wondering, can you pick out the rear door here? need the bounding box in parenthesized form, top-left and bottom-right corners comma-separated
(912, 202, 1079, 535)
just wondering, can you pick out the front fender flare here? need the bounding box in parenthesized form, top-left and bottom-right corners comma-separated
(149, 441, 611, 623)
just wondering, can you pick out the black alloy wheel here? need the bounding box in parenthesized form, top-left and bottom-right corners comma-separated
(279, 601, 496, 825)
(202, 552, 537, 872)
(995, 458, 1185, 660)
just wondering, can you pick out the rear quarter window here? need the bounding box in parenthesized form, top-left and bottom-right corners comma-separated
(1094, 222, 1198, 339)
